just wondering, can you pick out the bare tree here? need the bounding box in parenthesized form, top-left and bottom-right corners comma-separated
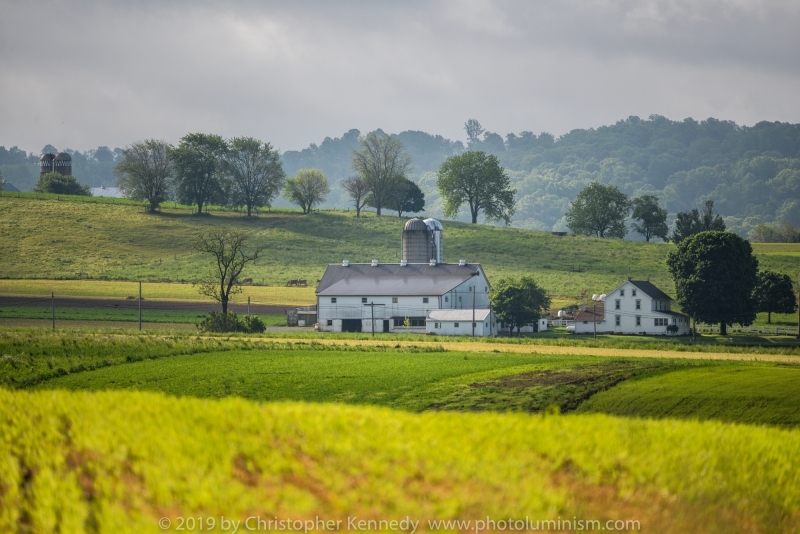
(224, 137, 285, 216)
(283, 168, 330, 214)
(341, 175, 370, 217)
(194, 229, 264, 314)
(115, 139, 173, 212)
(351, 132, 411, 216)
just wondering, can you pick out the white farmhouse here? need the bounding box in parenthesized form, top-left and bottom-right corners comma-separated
(575, 279, 690, 335)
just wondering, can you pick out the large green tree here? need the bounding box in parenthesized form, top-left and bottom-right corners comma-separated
(171, 133, 227, 215)
(385, 178, 425, 217)
(34, 172, 91, 196)
(351, 132, 411, 216)
(631, 195, 668, 242)
(754, 270, 797, 323)
(667, 231, 758, 335)
(224, 137, 285, 217)
(565, 182, 630, 238)
(115, 139, 173, 213)
(436, 151, 515, 224)
(671, 200, 726, 244)
(283, 169, 330, 214)
(490, 276, 551, 337)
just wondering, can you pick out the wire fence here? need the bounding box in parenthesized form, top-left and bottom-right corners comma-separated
(0, 294, 297, 331)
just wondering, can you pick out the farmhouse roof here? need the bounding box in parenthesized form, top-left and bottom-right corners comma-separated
(317, 262, 484, 297)
(428, 309, 492, 322)
(628, 280, 672, 301)
(1, 181, 20, 192)
(575, 306, 604, 322)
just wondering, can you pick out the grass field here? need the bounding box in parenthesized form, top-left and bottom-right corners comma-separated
(3, 388, 800, 533)
(4, 195, 798, 300)
(0, 305, 285, 325)
(579, 365, 800, 427)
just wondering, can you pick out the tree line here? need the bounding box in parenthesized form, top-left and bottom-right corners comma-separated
(113, 131, 517, 224)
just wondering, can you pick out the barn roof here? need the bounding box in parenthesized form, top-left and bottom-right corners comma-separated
(427, 309, 492, 322)
(317, 262, 485, 297)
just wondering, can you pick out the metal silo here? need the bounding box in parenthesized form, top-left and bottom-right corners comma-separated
(54, 152, 72, 176)
(402, 218, 432, 263)
(39, 153, 55, 176)
(423, 218, 443, 263)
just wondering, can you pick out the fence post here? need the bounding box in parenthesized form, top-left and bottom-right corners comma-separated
(51, 292, 55, 331)
(139, 281, 142, 331)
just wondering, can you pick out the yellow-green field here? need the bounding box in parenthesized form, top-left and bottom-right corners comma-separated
(0, 279, 316, 305)
(2, 388, 799, 533)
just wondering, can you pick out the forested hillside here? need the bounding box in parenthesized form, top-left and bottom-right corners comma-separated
(282, 116, 800, 237)
(4, 116, 799, 237)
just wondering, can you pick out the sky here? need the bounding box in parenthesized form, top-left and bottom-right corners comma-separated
(1, 0, 799, 154)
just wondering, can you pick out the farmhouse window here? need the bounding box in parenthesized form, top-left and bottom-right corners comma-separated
(362, 297, 367, 303)
(434, 322, 440, 329)
(615, 315, 621, 326)
(423, 297, 429, 303)
(615, 299, 621, 310)
(392, 297, 398, 303)
(455, 323, 460, 328)
(331, 298, 337, 303)
(635, 300, 641, 310)
(636, 316, 641, 326)
(620, 289, 625, 297)
(632, 289, 637, 296)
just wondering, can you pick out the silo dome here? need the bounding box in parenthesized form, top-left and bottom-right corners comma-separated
(404, 218, 427, 232)
(40, 153, 55, 162)
(39, 153, 55, 175)
(54, 152, 72, 161)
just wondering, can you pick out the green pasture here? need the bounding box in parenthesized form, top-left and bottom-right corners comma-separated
(0, 305, 285, 326)
(4, 195, 798, 301)
(3, 388, 800, 532)
(579, 365, 800, 427)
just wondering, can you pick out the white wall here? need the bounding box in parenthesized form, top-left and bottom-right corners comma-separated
(317, 294, 438, 332)
(427, 318, 491, 336)
(603, 281, 690, 335)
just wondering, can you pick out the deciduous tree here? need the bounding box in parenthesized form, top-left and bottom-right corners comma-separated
(283, 169, 330, 214)
(224, 137, 285, 216)
(667, 231, 758, 335)
(490, 277, 551, 337)
(351, 132, 411, 217)
(754, 270, 797, 323)
(115, 139, 173, 213)
(341, 175, 370, 218)
(194, 229, 264, 316)
(385, 178, 425, 217)
(34, 172, 91, 196)
(171, 133, 227, 215)
(565, 182, 629, 238)
(436, 151, 515, 224)
(671, 200, 726, 244)
(631, 195, 669, 242)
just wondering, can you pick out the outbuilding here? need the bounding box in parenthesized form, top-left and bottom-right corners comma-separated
(426, 309, 495, 336)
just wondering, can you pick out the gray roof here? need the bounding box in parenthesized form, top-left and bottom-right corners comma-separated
(1, 181, 20, 192)
(317, 262, 484, 297)
(428, 309, 492, 321)
(629, 280, 673, 301)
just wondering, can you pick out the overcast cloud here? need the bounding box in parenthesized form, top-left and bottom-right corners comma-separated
(1, 0, 799, 153)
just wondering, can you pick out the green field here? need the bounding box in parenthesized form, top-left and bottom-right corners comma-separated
(4, 195, 798, 300)
(579, 365, 800, 427)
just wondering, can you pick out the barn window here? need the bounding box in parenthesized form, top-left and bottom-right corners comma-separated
(392, 297, 398, 303)
(331, 298, 337, 303)
(423, 297, 429, 303)
(361, 297, 367, 303)
(327, 320, 332, 326)
(445, 296, 449, 302)
(454, 323, 460, 328)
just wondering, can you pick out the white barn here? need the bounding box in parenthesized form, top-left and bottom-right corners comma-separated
(316, 259, 492, 334)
